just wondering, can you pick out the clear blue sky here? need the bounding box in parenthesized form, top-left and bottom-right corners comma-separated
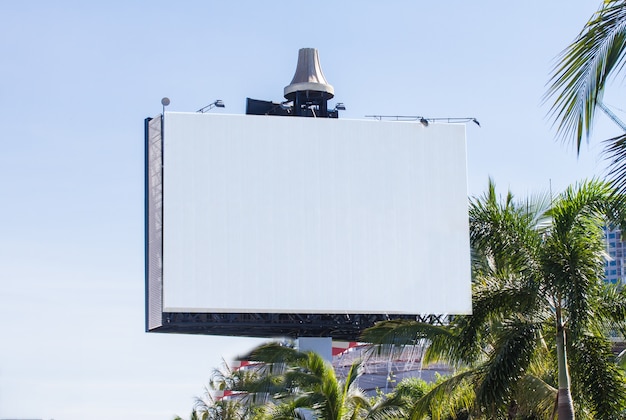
(1, 1, 624, 419)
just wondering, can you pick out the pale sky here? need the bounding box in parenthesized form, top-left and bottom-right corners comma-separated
(1, 1, 624, 419)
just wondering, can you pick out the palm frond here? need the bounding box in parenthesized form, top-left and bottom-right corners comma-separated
(591, 282, 626, 337)
(570, 333, 626, 418)
(470, 193, 544, 276)
(473, 317, 541, 415)
(257, 398, 313, 420)
(239, 342, 304, 366)
(514, 374, 557, 419)
(546, 0, 626, 151)
(360, 392, 406, 420)
(359, 319, 470, 373)
(360, 319, 452, 347)
(603, 133, 626, 195)
(469, 180, 548, 312)
(406, 370, 476, 420)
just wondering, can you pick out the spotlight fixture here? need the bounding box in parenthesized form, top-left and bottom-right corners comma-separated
(161, 97, 170, 114)
(419, 118, 429, 127)
(334, 103, 346, 111)
(197, 99, 225, 113)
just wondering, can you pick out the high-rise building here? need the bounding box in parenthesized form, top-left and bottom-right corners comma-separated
(604, 226, 624, 285)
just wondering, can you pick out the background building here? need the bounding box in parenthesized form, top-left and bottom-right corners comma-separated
(604, 226, 625, 285)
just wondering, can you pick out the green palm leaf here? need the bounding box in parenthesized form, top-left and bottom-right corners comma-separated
(473, 317, 541, 415)
(406, 370, 475, 420)
(513, 374, 557, 419)
(546, 0, 626, 151)
(570, 334, 626, 417)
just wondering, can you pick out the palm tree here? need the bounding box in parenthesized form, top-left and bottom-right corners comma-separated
(191, 341, 404, 420)
(362, 179, 626, 419)
(238, 342, 404, 420)
(184, 358, 272, 420)
(546, 1, 626, 192)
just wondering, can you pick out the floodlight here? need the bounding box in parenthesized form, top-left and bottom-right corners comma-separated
(197, 100, 225, 113)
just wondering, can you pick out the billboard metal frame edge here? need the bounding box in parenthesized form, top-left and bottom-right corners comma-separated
(145, 114, 453, 340)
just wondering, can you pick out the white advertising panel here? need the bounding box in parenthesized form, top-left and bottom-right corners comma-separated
(163, 113, 471, 314)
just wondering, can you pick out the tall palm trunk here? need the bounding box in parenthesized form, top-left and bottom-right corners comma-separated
(556, 308, 575, 419)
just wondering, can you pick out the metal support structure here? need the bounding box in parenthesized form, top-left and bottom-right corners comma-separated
(152, 312, 449, 341)
(598, 101, 626, 132)
(197, 99, 225, 113)
(365, 115, 480, 126)
(145, 116, 164, 331)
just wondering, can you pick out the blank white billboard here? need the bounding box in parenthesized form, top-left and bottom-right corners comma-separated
(163, 113, 471, 314)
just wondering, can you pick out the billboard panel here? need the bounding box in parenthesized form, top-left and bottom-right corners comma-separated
(161, 113, 471, 315)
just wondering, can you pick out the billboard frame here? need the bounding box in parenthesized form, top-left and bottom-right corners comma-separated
(145, 114, 465, 340)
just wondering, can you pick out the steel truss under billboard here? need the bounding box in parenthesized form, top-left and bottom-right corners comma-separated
(145, 113, 471, 340)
